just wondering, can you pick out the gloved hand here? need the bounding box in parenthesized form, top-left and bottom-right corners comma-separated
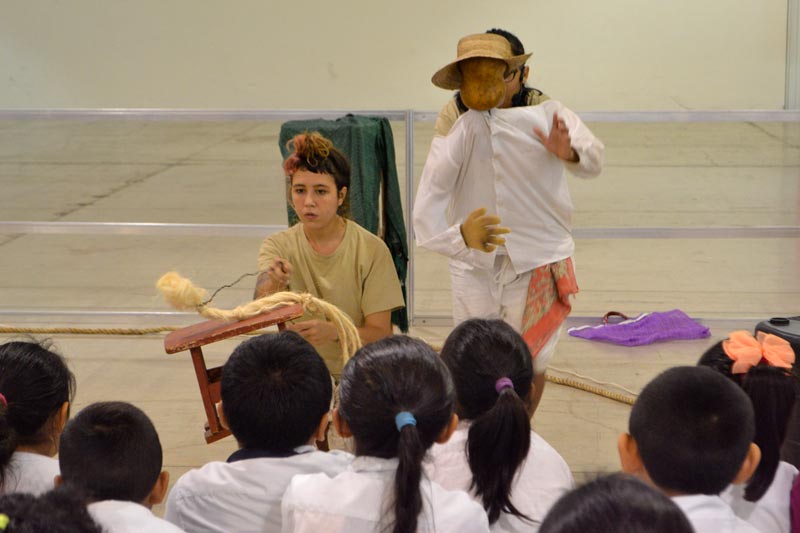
(460, 207, 511, 252)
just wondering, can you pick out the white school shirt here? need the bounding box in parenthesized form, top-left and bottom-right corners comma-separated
(88, 500, 185, 533)
(0, 451, 58, 495)
(672, 494, 762, 533)
(413, 101, 603, 276)
(281, 455, 490, 533)
(427, 422, 574, 532)
(165, 445, 353, 533)
(721, 460, 798, 533)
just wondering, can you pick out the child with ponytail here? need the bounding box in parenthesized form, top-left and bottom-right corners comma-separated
(281, 335, 490, 533)
(428, 318, 573, 532)
(0, 340, 75, 496)
(698, 330, 799, 533)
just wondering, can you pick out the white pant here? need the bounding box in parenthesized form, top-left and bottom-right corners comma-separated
(449, 255, 560, 373)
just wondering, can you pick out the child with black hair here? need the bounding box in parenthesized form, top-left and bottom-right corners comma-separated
(618, 366, 762, 533)
(0, 340, 75, 496)
(698, 331, 798, 533)
(0, 484, 102, 533)
(281, 335, 490, 533)
(56, 401, 183, 532)
(538, 473, 694, 533)
(165, 332, 351, 532)
(428, 318, 573, 532)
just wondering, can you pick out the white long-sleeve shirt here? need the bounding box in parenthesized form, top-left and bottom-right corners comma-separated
(672, 494, 762, 533)
(165, 446, 352, 533)
(413, 101, 603, 275)
(89, 500, 185, 533)
(721, 461, 797, 533)
(281, 455, 490, 533)
(1, 452, 58, 496)
(427, 423, 574, 532)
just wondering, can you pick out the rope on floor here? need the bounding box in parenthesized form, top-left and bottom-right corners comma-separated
(545, 374, 636, 406)
(0, 326, 179, 336)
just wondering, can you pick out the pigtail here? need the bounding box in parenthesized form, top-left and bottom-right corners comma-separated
(698, 338, 798, 502)
(0, 340, 76, 485)
(742, 365, 796, 501)
(467, 384, 532, 523)
(393, 424, 426, 533)
(339, 338, 455, 533)
(0, 401, 18, 489)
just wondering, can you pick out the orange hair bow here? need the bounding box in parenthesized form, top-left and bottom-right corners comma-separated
(722, 330, 795, 374)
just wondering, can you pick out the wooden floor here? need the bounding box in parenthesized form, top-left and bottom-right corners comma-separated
(1, 116, 798, 514)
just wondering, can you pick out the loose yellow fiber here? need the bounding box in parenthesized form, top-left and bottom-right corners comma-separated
(156, 271, 208, 311)
(156, 272, 361, 364)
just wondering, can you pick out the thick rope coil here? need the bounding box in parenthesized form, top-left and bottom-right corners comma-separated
(0, 326, 179, 336)
(156, 271, 361, 364)
(545, 374, 636, 405)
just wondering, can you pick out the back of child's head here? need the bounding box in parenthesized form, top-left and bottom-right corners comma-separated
(439, 318, 533, 524)
(698, 331, 797, 501)
(539, 473, 694, 533)
(58, 401, 162, 503)
(0, 485, 101, 533)
(0, 340, 75, 489)
(0, 486, 102, 533)
(221, 331, 332, 452)
(630, 365, 755, 495)
(338, 335, 455, 533)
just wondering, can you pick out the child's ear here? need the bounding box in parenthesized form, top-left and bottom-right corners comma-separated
(732, 443, 762, 485)
(617, 432, 645, 475)
(314, 412, 330, 442)
(337, 186, 348, 207)
(215, 401, 229, 431)
(49, 401, 70, 455)
(435, 413, 459, 444)
(145, 470, 170, 508)
(332, 408, 352, 438)
(57, 401, 70, 430)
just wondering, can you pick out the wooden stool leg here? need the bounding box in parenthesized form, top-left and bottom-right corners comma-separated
(190, 347, 221, 436)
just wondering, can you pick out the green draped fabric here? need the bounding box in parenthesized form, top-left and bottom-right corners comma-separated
(279, 115, 408, 332)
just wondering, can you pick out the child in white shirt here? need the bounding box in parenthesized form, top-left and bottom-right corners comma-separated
(539, 473, 693, 533)
(0, 340, 74, 496)
(698, 332, 799, 533)
(165, 331, 352, 532)
(282, 335, 490, 533)
(56, 401, 184, 532)
(428, 318, 573, 532)
(618, 366, 762, 533)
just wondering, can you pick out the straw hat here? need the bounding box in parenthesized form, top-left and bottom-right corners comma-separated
(432, 33, 532, 90)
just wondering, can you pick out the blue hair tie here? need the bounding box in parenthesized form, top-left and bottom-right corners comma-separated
(395, 411, 417, 432)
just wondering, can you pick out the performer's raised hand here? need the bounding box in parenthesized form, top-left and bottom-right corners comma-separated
(534, 112, 579, 162)
(460, 207, 511, 253)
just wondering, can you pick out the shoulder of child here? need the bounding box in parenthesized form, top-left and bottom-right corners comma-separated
(89, 500, 186, 533)
(426, 480, 491, 532)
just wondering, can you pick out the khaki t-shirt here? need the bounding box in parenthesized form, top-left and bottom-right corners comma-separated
(258, 221, 405, 376)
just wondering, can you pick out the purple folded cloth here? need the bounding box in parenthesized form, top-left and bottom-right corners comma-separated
(568, 309, 710, 346)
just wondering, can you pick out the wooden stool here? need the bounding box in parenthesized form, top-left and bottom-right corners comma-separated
(164, 304, 304, 443)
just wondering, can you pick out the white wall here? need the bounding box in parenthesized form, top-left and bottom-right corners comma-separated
(0, 0, 788, 110)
